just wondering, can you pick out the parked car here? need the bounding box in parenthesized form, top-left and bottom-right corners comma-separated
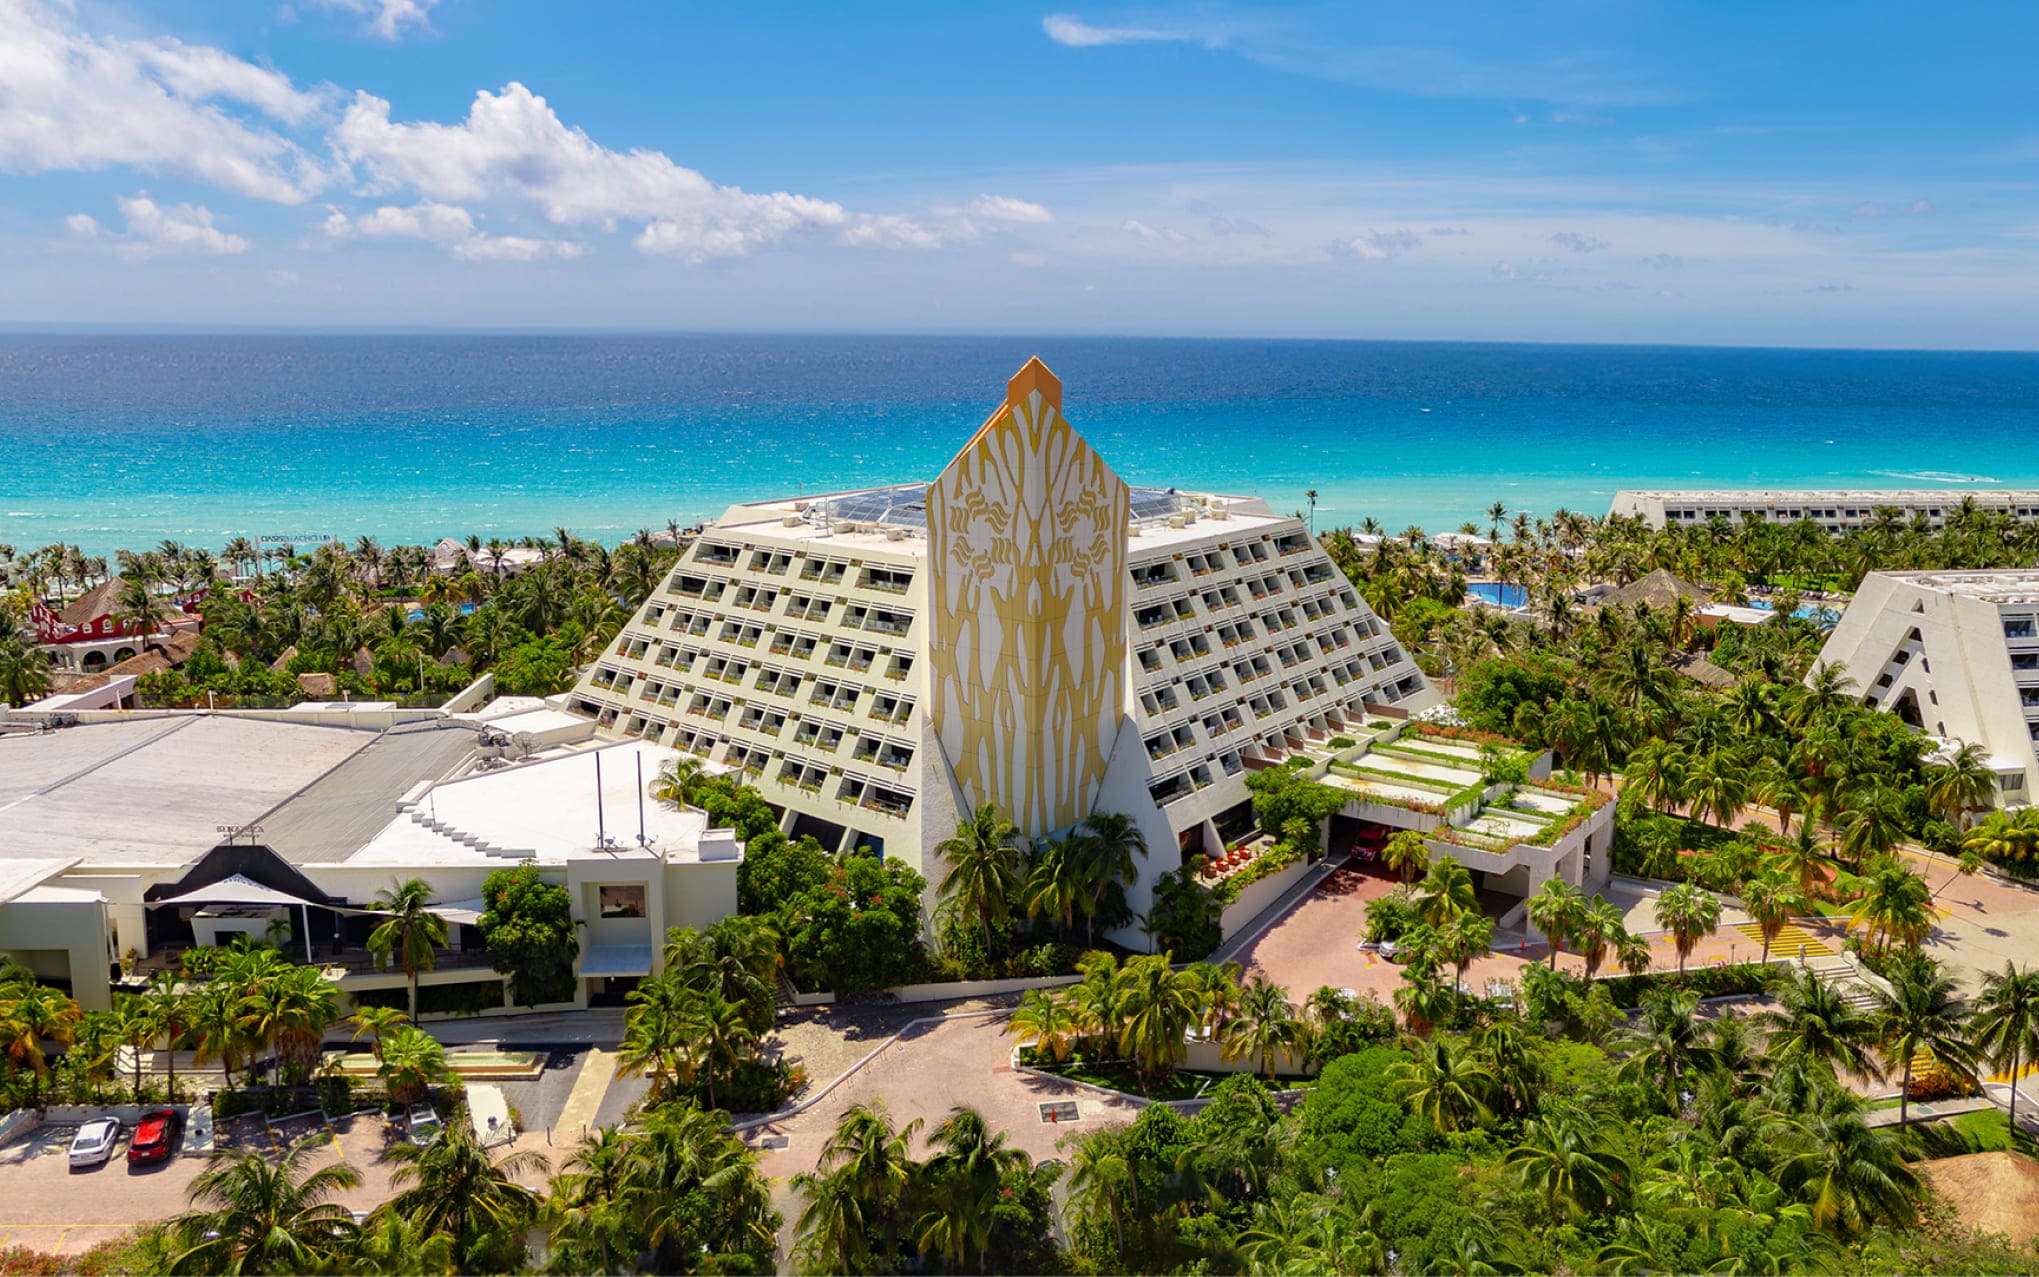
(126, 1107, 182, 1165)
(67, 1117, 122, 1169)
(406, 1104, 443, 1146)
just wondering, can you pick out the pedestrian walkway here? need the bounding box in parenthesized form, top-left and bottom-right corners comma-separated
(1731, 920, 1834, 957)
(551, 1047, 618, 1143)
(1863, 1096, 1991, 1128)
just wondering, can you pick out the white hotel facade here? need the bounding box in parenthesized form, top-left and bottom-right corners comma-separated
(568, 359, 1437, 921)
(1816, 569, 2039, 807)
(1609, 489, 2039, 532)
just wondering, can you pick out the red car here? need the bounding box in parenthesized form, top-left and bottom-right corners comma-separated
(126, 1107, 181, 1165)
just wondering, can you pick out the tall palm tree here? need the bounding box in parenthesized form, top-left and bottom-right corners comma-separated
(1740, 867, 1808, 963)
(1870, 964, 1975, 1130)
(367, 878, 448, 1019)
(1577, 896, 1628, 979)
(1925, 742, 1998, 829)
(1766, 1101, 1919, 1237)
(238, 962, 337, 1081)
(1847, 857, 1934, 953)
(1622, 740, 1689, 815)
(1077, 810, 1148, 946)
(1112, 954, 1198, 1084)
(1504, 1104, 1632, 1219)
(377, 1024, 449, 1105)
(1684, 749, 1752, 829)
(679, 990, 755, 1111)
(143, 972, 190, 1102)
(792, 1101, 922, 1275)
(382, 1120, 547, 1272)
(1616, 988, 1717, 1101)
(1220, 976, 1305, 1080)
(167, 1137, 363, 1274)
(935, 804, 1023, 953)
(1526, 877, 1584, 968)
(1838, 790, 1907, 872)
(1651, 882, 1721, 974)
(1060, 1125, 1139, 1260)
(1413, 856, 1478, 927)
(1971, 962, 2039, 1126)
(1759, 969, 1882, 1083)
(913, 1105, 1030, 1271)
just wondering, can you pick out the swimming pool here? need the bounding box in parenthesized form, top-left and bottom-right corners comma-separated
(1465, 582, 1527, 608)
(1745, 598, 1843, 623)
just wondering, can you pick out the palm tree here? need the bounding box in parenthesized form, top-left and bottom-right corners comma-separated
(1622, 740, 1689, 815)
(1060, 1125, 1139, 1260)
(1652, 882, 1721, 974)
(108, 994, 158, 1101)
(913, 1105, 1030, 1270)
(1767, 1101, 1919, 1237)
(366, 878, 448, 1019)
(382, 1121, 547, 1272)
(1759, 968, 1881, 1083)
(1077, 810, 1148, 946)
(238, 962, 337, 1081)
(1577, 896, 1628, 979)
(1870, 964, 1975, 1130)
(1847, 857, 1934, 953)
(143, 972, 189, 1102)
(1389, 1036, 1496, 1134)
(377, 1024, 449, 1105)
(1616, 988, 1717, 1101)
(167, 1137, 363, 1273)
(1006, 988, 1077, 1063)
(618, 977, 692, 1102)
(935, 804, 1023, 953)
(1381, 829, 1430, 883)
(1838, 789, 1907, 872)
(1113, 954, 1197, 1085)
(792, 1101, 922, 1275)
(1526, 877, 1584, 968)
(1740, 867, 1808, 963)
(0, 983, 81, 1109)
(1220, 976, 1305, 1080)
(187, 979, 252, 1092)
(1925, 742, 1998, 829)
(649, 755, 704, 807)
(679, 990, 755, 1111)
(348, 1004, 411, 1063)
(1972, 962, 2039, 1126)
(1504, 1104, 1632, 1219)
(1412, 856, 1478, 927)
(1684, 749, 1751, 829)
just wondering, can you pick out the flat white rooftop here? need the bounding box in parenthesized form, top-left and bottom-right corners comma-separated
(0, 716, 378, 867)
(346, 739, 727, 868)
(1617, 488, 2039, 503)
(1878, 569, 2039, 606)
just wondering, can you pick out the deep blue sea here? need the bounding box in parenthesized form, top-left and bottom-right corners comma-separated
(5, 334, 2038, 558)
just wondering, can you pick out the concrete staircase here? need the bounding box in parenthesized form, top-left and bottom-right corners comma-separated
(395, 801, 536, 859)
(1805, 953, 1882, 1012)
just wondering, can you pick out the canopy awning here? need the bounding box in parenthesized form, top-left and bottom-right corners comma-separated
(580, 943, 653, 978)
(154, 873, 318, 910)
(427, 898, 486, 927)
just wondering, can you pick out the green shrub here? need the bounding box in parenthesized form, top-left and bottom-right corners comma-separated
(417, 979, 505, 1017)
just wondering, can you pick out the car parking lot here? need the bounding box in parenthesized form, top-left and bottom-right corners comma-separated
(0, 1119, 207, 1255)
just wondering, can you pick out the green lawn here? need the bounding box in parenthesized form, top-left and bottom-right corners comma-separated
(1947, 1109, 2039, 1155)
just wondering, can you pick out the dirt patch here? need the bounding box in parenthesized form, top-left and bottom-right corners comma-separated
(1921, 1151, 2039, 1246)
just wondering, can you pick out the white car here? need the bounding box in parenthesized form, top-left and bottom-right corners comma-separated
(67, 1117, 122, 1169)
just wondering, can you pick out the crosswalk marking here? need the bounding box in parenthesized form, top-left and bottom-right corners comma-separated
(1731, 921, 1834, 957)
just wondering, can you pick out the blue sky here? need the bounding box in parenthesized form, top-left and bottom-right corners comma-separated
(3, 0, 2038, 347)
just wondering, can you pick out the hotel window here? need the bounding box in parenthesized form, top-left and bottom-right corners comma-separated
(598, 885, 647, 919)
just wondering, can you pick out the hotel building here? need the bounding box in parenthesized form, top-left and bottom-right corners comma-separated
(1609, 489, 2039, 533)
(571, 358, 1456, 926)
(1815, 570, 2039, 807)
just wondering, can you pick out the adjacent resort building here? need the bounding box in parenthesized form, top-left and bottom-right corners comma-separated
(1816, 569, 2039, 808)
(1609, 489, 2039, 532)
(567, 358, 1613, 939)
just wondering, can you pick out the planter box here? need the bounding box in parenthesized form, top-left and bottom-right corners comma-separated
(1219, 857, 1315, 938)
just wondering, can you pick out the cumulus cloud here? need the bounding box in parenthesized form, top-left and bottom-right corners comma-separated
(70, 193, 248, 258)
(311, 0, 438, 40)
(1550, 231, 1610, 253)
(1332, 228, 1422, 260)
(320, 200, 584, 261)
(332, 83, 848, 261)
(839, 214, 950, 250)
(964, 194, 1053, 223)
(0, 0, 330, 202)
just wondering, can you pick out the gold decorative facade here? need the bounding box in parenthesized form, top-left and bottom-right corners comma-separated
(924, 358, 1129, 835)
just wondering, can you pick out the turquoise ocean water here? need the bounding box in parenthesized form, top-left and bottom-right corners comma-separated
(3, 334, 2037, 558)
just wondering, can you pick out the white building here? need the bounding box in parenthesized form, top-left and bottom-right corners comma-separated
(1609, 489, 2039, 532)
(1815, 569, 2039, 807)
(569, 359, 1611, 934)
(0, 702, 743, 1012)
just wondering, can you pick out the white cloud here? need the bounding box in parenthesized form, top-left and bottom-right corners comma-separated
(321, 200, 583, 261)
(1041, 14, 1230, 48)
(1550, 231, 1610, 253)
(70, 193, 248, 258)
(312, 0, 438, 41)
(1852, 198, 1934, 219)
(1120, 218, 1189, 244)
(0, 0, 329, 202)
(1332, 228, 1422, 260)
(333, 83, 848, 260)
(964, 194, 1053, 223)
(839, 214, 953, 250)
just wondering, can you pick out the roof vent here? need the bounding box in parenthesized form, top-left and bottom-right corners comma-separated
(884, 527, 906, 542)
(1168, 514, 1188, 529)
(781, 516, 803, 527)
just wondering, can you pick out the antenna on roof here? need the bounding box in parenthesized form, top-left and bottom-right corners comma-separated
(594, 751, 605, 850)
(636, 752, 646, 847)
